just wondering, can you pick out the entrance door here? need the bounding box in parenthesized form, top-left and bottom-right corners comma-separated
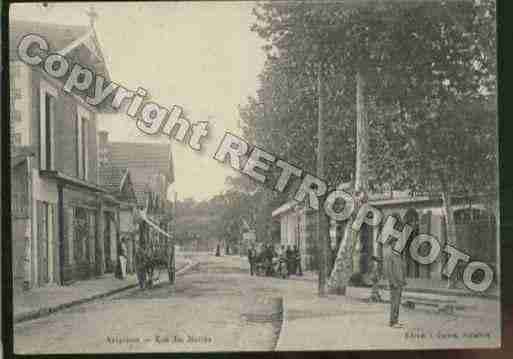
(359, 224, 372, 274)
(37, 201, 49, 286)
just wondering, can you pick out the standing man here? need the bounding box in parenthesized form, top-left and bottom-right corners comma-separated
(119, 237, 128, 279)
(286, 245, 294, 276)
(134, 244, 147, 289)
(369, 255, 383, 303)
(293, 245, 303, 276)
(383, 233, 407, 328)
(247, 244, 256, 276)
(265, 244, 274, 276)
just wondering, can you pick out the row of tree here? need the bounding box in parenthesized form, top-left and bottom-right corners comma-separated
(237, 0, 497, 293)
(175, 184, 281, 254)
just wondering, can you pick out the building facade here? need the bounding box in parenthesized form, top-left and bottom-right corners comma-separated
(98, 131, 175, 253)
(273, 192, 498, 286)
(10, 20, 115, 290)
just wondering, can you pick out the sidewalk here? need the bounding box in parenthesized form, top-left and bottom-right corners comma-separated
(275, 273, 501, 351)
(276, 294, 500, 350)
(291, 271, 499, 300)
(14, 258, 192, 324)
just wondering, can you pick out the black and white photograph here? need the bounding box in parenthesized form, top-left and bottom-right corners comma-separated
(6, 0, 500, 353)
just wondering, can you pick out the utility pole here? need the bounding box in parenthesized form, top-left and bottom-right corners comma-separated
(355, 69, 369, 193)
(317, 60, 328, 297)
(354, 67, 370, 275)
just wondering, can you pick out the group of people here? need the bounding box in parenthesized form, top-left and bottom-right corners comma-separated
(247, 235, 407, 329)
(247, 243, 302, 278)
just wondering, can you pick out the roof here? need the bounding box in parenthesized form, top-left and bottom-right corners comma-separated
(10, 20, 113, 111)
(106, 141, 174, 205)
(10, 20, 89, 59)
(272, 191, 493, 218)
(98, 163, 127, 193)
(10, 145, 36, 167)
(10, 20, 111, 81)
(271, 200, 300, 218)
(39, 170, 106, 193)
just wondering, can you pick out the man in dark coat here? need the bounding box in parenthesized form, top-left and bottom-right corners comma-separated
(293, 245, 303, 276)
(286, 245, 294, 275)
(383, 237, 407, 328)
(264, 244, 274, 276)
(134, 244, 147, 289)
(247, 245, 256, 276)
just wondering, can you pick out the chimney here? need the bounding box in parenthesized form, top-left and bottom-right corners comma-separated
(98, 130, 109, 165)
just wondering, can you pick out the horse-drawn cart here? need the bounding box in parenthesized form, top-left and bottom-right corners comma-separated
(136, 210, 175, 288)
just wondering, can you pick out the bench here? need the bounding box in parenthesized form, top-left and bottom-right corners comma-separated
(402, 295, 459, 314)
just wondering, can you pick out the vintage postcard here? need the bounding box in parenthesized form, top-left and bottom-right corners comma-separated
(8, 0, 500, 353)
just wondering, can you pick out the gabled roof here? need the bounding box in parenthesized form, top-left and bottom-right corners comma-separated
(99, 163, 126, 193)
(105, 141, 174, 206)
(99, 163, 137, 203)
(10, 20, 89, 58)
(9, 20, 111, 81)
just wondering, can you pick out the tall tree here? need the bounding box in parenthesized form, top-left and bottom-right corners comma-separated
(244, 0, 497, 293)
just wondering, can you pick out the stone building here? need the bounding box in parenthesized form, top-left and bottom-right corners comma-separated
(10, 20, 115, 290)
(99, 163, 138, 274)
(98, 132, 175, 252)
(272, 191, 497, 286)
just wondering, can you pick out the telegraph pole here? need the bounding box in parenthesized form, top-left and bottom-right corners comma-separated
(316, 60, 329, 297)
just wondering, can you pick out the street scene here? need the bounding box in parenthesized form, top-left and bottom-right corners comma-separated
(14, 253, 500, 353)
(8, 0, 499, 354)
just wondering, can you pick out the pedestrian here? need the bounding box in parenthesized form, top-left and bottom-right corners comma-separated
(369, 255, 383, 303)
(293, 245, 302, 276)
(134, 244, 147, 289)
(248, 245, 256, 276)
(279, 245, 289, 278)
(383, 232, 407, 328)
(286, 245, 294, 275)
(265, 244, 274, 276)
(119, 237, 128, 279)
(215, 243, 221, 257)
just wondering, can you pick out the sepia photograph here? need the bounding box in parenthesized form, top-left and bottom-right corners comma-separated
(6, 0, 500, 354)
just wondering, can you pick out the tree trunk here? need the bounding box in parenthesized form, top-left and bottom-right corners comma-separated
(327, 67, 370, 294)
(355, 69, 370, 194)
(440, 172, 457, 288)
(327, 222, 356, 294)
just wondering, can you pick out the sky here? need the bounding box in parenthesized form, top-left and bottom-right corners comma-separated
(11, 2, 267, 201)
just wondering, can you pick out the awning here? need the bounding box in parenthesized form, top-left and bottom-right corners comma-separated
(139, 210, 173, 239)
(40, 170, 107, 193)
(271, 200, 299, 218)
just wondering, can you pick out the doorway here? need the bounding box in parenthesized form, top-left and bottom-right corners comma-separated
(36, 201, 54, 286)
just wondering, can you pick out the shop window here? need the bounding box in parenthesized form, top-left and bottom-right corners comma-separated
(73, 207, 90, 263)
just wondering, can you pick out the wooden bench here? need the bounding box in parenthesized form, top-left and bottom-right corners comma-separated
(402, 296, 459, 314)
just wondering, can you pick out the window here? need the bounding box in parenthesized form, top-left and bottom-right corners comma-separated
(76, 107, 90, 180)
(14, 110, 22, 122)
(13, 133, 21, 145)
(14, 88, 22, 99)
(40, 82, 57, 170)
